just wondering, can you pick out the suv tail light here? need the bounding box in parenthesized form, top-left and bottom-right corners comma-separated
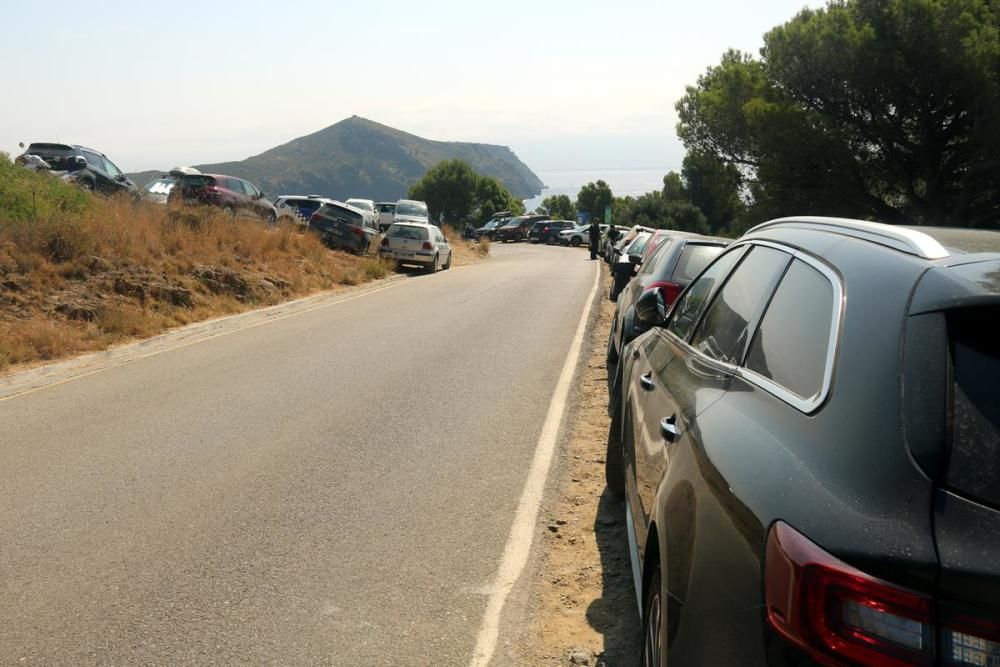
(422, 241, 433, 250)
(766, 521, 934, 667)
(644, 280, 683, 305)
(940, 606, 1000, 666)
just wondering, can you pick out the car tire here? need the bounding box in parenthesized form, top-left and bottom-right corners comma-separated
(426, 254, 439, 274)
(443, 252, 452, 270)
(642, 567, 664, 667)
(223, 205, 236, 218)
(266, 211, 277, 226)
(570, 236, 582, 247)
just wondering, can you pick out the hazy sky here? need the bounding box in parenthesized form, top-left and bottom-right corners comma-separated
(2, 0, 819, 173)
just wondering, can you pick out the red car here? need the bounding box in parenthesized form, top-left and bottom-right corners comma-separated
(169, 173, 277, 223)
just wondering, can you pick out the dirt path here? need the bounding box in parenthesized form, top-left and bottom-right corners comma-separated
(519, 274, 640, 666)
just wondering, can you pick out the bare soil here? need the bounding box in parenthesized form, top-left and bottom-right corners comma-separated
(519, 274, 640, 666)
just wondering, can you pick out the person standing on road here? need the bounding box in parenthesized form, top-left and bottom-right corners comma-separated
(588, 219, 600, 260)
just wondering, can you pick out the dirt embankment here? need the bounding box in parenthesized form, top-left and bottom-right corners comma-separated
(520, 281, 640, 666)
(0, 157, 489, 372)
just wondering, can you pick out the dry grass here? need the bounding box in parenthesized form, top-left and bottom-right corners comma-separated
(0, 166, 405, 372)
(445, 225, 491, 266)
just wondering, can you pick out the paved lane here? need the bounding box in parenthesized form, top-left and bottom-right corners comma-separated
(0, 243, 597, 665)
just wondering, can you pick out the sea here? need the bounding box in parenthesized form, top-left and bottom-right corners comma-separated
(522, 168, 670, 213)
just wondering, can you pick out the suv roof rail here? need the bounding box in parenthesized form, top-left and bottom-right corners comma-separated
(746, 216, 950, 260)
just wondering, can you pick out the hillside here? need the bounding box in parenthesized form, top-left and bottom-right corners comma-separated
(129, 116, 544, 201)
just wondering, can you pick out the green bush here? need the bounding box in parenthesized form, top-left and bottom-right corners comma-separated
(0, 154, 95, 262)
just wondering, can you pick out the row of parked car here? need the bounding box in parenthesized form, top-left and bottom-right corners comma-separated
(14, 142, 448, 267)
(599, 217, 1000, 666)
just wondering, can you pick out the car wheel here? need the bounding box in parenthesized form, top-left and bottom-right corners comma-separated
(266, 210, 277, 226)
(223, 204, 236, 218)
(570, 236, 582, 247)
(515, 233, 523, 242)
(426, 254, 439, 274)
(443, 252, 452, 270)
(79, 179, 95, 193)
(642, 568, 664, 667)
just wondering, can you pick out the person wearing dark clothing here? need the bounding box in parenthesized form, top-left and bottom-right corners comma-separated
(588, 220, 600, 260)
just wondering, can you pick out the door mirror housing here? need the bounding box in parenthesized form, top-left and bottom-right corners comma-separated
(635, 288, 666, 326)
(628, 253, 642, 265)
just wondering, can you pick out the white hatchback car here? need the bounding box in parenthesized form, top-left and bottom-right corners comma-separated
(379, 222, 452, 273)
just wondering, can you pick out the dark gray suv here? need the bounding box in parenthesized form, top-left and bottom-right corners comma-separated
(608, 217, 1000, 666)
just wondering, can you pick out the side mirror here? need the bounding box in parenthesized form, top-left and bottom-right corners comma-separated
(72, 155, 87, 168)
(116, 174, 127, 182)
(628, 253, 642, 265)
(635, 288, 666, 325)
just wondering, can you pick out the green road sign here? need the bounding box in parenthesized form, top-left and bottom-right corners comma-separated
(604, 205, 612, 225)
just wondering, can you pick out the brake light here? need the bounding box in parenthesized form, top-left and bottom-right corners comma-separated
(765, 522, 933, 667)
(644, 281, 683, 305)
(422, 241, 433, 250)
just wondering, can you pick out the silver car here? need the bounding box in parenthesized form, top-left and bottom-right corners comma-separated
(345, 198, 378, 229)
(379, 222, 452, 273)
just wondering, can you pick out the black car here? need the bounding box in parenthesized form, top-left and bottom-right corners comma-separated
(496, 214, 548, 242)
(18, 143, 136, 196)
(309, 201, 380, 254)
(606, 233, 728, 369)
(607, 217, 1000, 666)
(472, 214, 513, 241)
(528, 220, 576, 244)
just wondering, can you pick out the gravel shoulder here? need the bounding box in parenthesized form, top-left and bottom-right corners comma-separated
(518, 270, 640, 666)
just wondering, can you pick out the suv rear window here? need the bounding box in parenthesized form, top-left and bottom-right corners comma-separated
(283, 199, 323, 214)
(388, 225, 429, 240)
(746, 259, 835, 402)
(946, 307, 1000, 507)
(673, 244, 725, 283)
(317, 203, 363, 223)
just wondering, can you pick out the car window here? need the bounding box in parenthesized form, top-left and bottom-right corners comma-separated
(672, 244, 726, 283)
(690, 246, 790, 366)
(945, 306, 1000, 508)
(388, 225, 429, 240)
(667, 247, 745, 341)
(243, 181, 260, 198)
(81, 151, 107, 172)
(637, 238, 673, 277)
(145, 178, 175, 195)
(102, 157, 123, 178)
(745, 259, 835, 400)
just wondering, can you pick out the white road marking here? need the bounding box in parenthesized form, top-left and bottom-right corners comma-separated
(469, 261, 601, 667)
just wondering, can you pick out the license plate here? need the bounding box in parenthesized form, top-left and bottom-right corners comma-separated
(396, 251, 415, 258)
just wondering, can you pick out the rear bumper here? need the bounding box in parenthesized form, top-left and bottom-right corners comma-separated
(379, 248, 434, 264)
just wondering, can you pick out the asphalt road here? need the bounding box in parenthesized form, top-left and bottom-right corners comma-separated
(0, 243, 597, 666)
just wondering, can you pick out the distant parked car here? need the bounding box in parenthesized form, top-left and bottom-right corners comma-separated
(140, 167, 202, 205)
(17, 143, 136, 196)
(529, 220, 576, 244)
(606, 225, 653, 265)
(560, 224, 608, 247)
(393, 199, 431, 225)
(379, 222, 452, 273)
(605, 233, 728, 368)
(473, 212, 514, 241)
(376, 202, 397, 231)
(609, 232, 652, 301)
(345, 199, 378, 229)
(309, 200, 379, 254)
(497, 214, 548, 243)
(169, 173, 277, 223)
(274, 195, 335, 226)
(608, 218, 1000, 667)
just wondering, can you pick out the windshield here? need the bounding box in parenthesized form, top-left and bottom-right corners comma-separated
(396, 202, 428, 217)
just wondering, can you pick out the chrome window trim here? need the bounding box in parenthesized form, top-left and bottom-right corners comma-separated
(746, 216, 949, 260)
(662, 239, 844, 414)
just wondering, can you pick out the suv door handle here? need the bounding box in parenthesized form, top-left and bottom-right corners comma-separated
(639, 372, 655, 391)
(660, 415, 678, 442)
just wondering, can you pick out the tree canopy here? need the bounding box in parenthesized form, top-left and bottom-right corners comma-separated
(676, 0, 1000, 229)
(408, 160, 524, 224)
(576, 180, 614, 221)
(541, 194, 577, 221)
